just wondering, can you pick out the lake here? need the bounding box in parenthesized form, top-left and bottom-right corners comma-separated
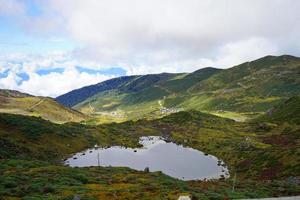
(65, 136, 229, 180)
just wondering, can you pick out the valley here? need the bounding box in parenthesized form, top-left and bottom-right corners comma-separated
(1, 97, 300, 199)
(57, 55, 300, 123)
(0, 55, 299, 199)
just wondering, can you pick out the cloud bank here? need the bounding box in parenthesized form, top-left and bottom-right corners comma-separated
(0, 53, 114, 97)
(0, 0, 299, 96)
(49, 0, 299, 70)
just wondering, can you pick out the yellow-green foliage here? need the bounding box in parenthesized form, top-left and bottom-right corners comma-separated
(0, 160, 195, 200)
(0, 95, 88, 123)
(71, 55, 300, 123)
(1, 111, 299, 199)
(257, 96, 300, 124)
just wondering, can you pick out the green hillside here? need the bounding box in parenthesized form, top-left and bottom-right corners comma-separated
(0, 89, 88, 123)
(5, 55, 298, 198)
(188, 55, 300, 112)
(257, 96, 300, 124)
(1, 111, 299, 199)
(73, 67, 221, 123)
(63, 55, 300, 123)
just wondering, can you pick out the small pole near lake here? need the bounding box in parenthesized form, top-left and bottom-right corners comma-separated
(232, 172, 237, 193)
(97, 152, 100, 169)
(232, 160, 237, 193)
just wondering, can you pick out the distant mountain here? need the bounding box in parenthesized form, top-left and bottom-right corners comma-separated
(0, 89, 87, 123)
(56, 76, 138, 107)
(55, 72, 183, 107)
(0, 89, 32, 98)
(56, 55, 300, 122)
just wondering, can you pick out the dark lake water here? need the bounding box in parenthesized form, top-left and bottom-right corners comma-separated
(65, 136, 229, 180)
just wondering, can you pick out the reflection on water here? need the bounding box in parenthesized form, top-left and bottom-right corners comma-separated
(65, 136, 229, 180)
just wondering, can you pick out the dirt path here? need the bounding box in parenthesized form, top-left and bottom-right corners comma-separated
(27, 98, 45, 111)
(88, 101, 94, 113)
(158, 99, 163, 108)
(158, 96, 167, 109)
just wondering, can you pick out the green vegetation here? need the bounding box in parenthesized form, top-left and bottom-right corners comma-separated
(0, 89, 88, 123)
(257, 96, 300, 124)
(1, 55, 300, 199)
(0, 113, 149, 162)
(2, 159, 299, 200)
(59, 55, 300, 123)
(0, 109, 299, 199)
(127, 111, 300, 180)
(0, 160, 194, 200)
(0, 113, 94, 161)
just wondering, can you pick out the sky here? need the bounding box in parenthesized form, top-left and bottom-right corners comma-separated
(0, 0, 299, 97)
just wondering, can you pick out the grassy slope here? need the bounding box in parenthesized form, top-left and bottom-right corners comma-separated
(71, 55, 300, 123)
(56, 73, 180, 108)
(0, 160, 194, 200)
(257, 96, 300, 124)
(0, 113, 93, 162)
(187, 55, 300, 112)
(0, 113, 151, 162)
(0, 111, 299, 199)
(75, 68, 220, 122)
(56, 76, 139, 107)
(73, 73, 186, 123)
(131, 111, 300, 179)
(0, 89, 87, 123)
(0, 113, 196, 200)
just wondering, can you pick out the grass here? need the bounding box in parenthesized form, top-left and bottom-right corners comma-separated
(0, 94, 87, 123)
(0, 160, 193, 200)
(257, 96, 300, 124)
(1, 159, 298, 200)
(1, 55, 300, 199)
(208, 110, 262, 122)
(0, 110, 299, 199)
(70, 55, 300, 123)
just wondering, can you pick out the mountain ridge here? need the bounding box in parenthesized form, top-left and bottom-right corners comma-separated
(55, 75, 139, 107)
(0, 89, 32, 98)
(54, 54, 300, 122)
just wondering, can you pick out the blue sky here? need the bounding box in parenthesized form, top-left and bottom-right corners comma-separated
(0, 0, 299, 97)
(34, 66, 126, 76)
(0, 10, 76, 54)
(0, 0, 128, 96)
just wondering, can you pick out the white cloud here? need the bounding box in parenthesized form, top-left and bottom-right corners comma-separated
(0, 71, 20, 90)
(41, 0, 299, 73)
(19, 67, 112, 97)
(119, 37, 279, 75)
(0, 0, 300, 96)
(0, 53, 114, 97)
(214, 37, 279, 68)
(0, 0, 26, 16)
